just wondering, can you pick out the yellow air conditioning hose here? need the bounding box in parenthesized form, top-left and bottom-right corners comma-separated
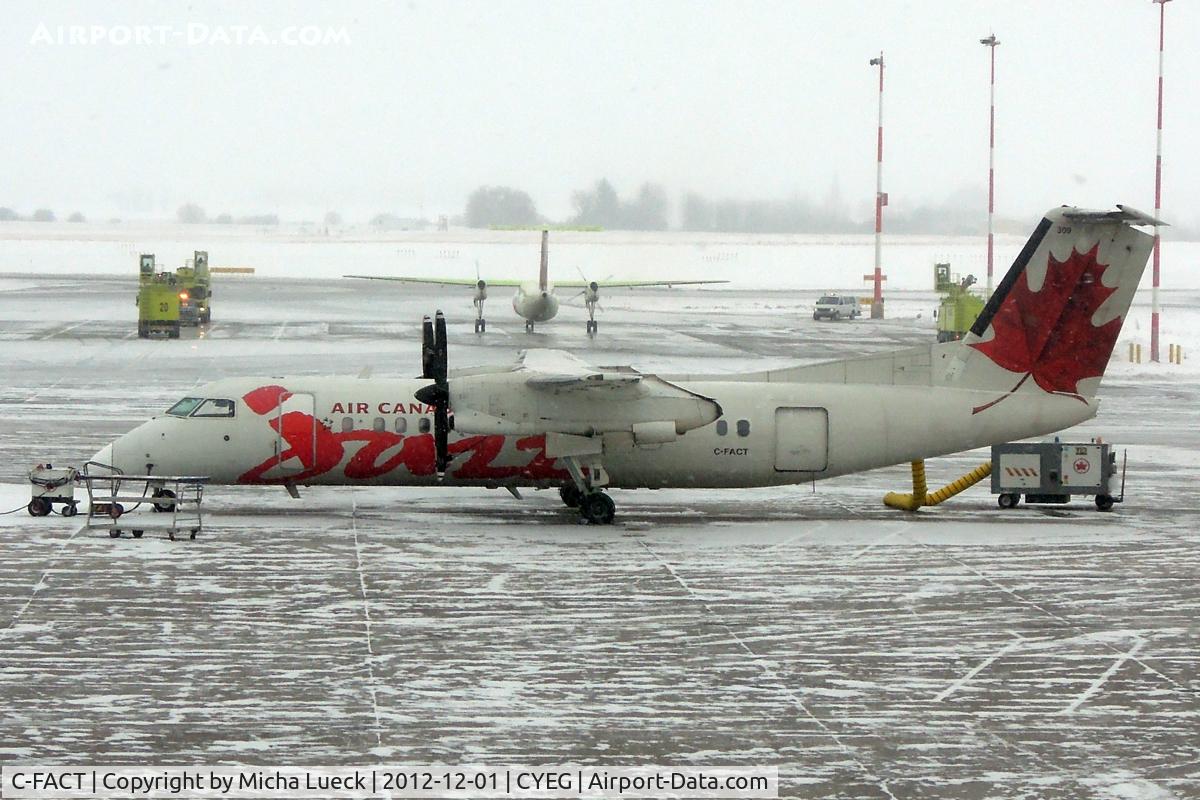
(883, 460, 992, 511)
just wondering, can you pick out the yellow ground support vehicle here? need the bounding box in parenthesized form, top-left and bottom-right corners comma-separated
(136, 254, 182, 338)
(175, 250, 212, 325)
(934, 262, 985, 343)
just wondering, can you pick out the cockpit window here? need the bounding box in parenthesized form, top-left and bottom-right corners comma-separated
(166, 397, 204, 417)
(190, 398, 236, 418)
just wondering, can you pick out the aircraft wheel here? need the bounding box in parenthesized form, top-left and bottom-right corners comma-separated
(61, 502, 78, 518)
(190, 530, 199, 540)
(559, 484, 583, 508)
(131, 530, 144, 539)
(579, 492, 616, 525)
(1095, 494, 1115, 512)
(109, 529, 121, 539)
(152, 489, 176, 513)
(27, 498, 51, 517)
(525, 320, 534, 333)
(997, 493, 1020, 509)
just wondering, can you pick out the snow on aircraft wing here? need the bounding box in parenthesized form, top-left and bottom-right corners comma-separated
(515, 349, 642, 389)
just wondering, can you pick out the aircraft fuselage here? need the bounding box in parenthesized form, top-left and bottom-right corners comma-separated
(94, 375, 1094, 491)
(512, 282, 559, 323)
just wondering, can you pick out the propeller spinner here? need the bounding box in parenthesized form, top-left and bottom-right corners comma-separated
(414, 311, 452, 475)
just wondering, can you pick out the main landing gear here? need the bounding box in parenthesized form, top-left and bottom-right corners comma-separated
(525, 320, 535, 333)
(559, 483, 615, 524)
(558, 456, 616, 525)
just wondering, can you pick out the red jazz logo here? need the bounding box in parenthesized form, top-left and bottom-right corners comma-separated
(236, 384, 567, 484)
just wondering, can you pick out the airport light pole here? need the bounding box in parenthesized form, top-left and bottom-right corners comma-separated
(866, 52, 887, 319)
(1151, 0, 1170, 363)
(981, 34, 1000, 298)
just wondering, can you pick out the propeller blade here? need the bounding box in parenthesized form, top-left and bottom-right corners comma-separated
(421, 315, 434, 379)
(433, 311, 448, 384)
(434, 404, 450, 474)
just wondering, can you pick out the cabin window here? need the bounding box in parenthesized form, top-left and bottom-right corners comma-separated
(190, 398, 236, 418)
(395, 417, 408, 434)
(166, 397, 203, 417)
(715, 420, 728, 436)
(341, 417, 354, 432)
(418, 418, 431, 434)
(737, 419, 750, 437)
(372, 417, 386, 432)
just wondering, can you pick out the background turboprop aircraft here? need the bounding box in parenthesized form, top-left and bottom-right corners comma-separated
(345, 230, 728, 334)
(97, 206, 1159, 525)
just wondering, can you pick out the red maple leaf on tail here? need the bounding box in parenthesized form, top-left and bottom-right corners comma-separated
(970, 244, 1121, 413)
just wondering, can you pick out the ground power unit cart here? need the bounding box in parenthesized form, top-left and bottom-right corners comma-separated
(991, 440, 1126, 511)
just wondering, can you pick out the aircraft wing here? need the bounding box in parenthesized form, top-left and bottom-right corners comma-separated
(554, 279, 729, 288)
(516, 349, 642, 389)
(451, 348, 722, 437)
(343, 275, 526, 286)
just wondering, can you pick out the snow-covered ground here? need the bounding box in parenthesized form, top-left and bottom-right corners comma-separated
(0, 262, 1198, 798)
(1, 220, 1198, 294)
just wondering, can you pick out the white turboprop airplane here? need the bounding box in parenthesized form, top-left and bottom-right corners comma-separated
(94, 206, 1157, 525)
(344, 230, 728, 334)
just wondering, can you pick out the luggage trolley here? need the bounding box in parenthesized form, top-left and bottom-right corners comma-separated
(81, 463, 210, 540)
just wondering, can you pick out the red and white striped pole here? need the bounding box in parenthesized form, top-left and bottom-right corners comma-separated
(981, 34, 1000, 298)
(1151, 0, 1170, 363)
(867, 52, 887, 319)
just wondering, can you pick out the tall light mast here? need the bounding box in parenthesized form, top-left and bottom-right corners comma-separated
(980, 34, 1000, 298)
(866, 52, 887, 319)
(1151, 0, 1171, 363)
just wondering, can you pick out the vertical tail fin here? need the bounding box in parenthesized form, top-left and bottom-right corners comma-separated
(539, 229, 549, 292)
(957, 205, 1158, 409)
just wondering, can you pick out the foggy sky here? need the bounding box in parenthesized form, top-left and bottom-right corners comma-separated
(3, 0, 1198, 228)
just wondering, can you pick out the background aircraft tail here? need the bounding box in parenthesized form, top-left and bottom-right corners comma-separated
(539, 229, 549, 291)
(954, 205, 1157, 409)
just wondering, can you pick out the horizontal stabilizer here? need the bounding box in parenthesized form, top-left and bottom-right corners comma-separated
(1062, 204, 1166, 227)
